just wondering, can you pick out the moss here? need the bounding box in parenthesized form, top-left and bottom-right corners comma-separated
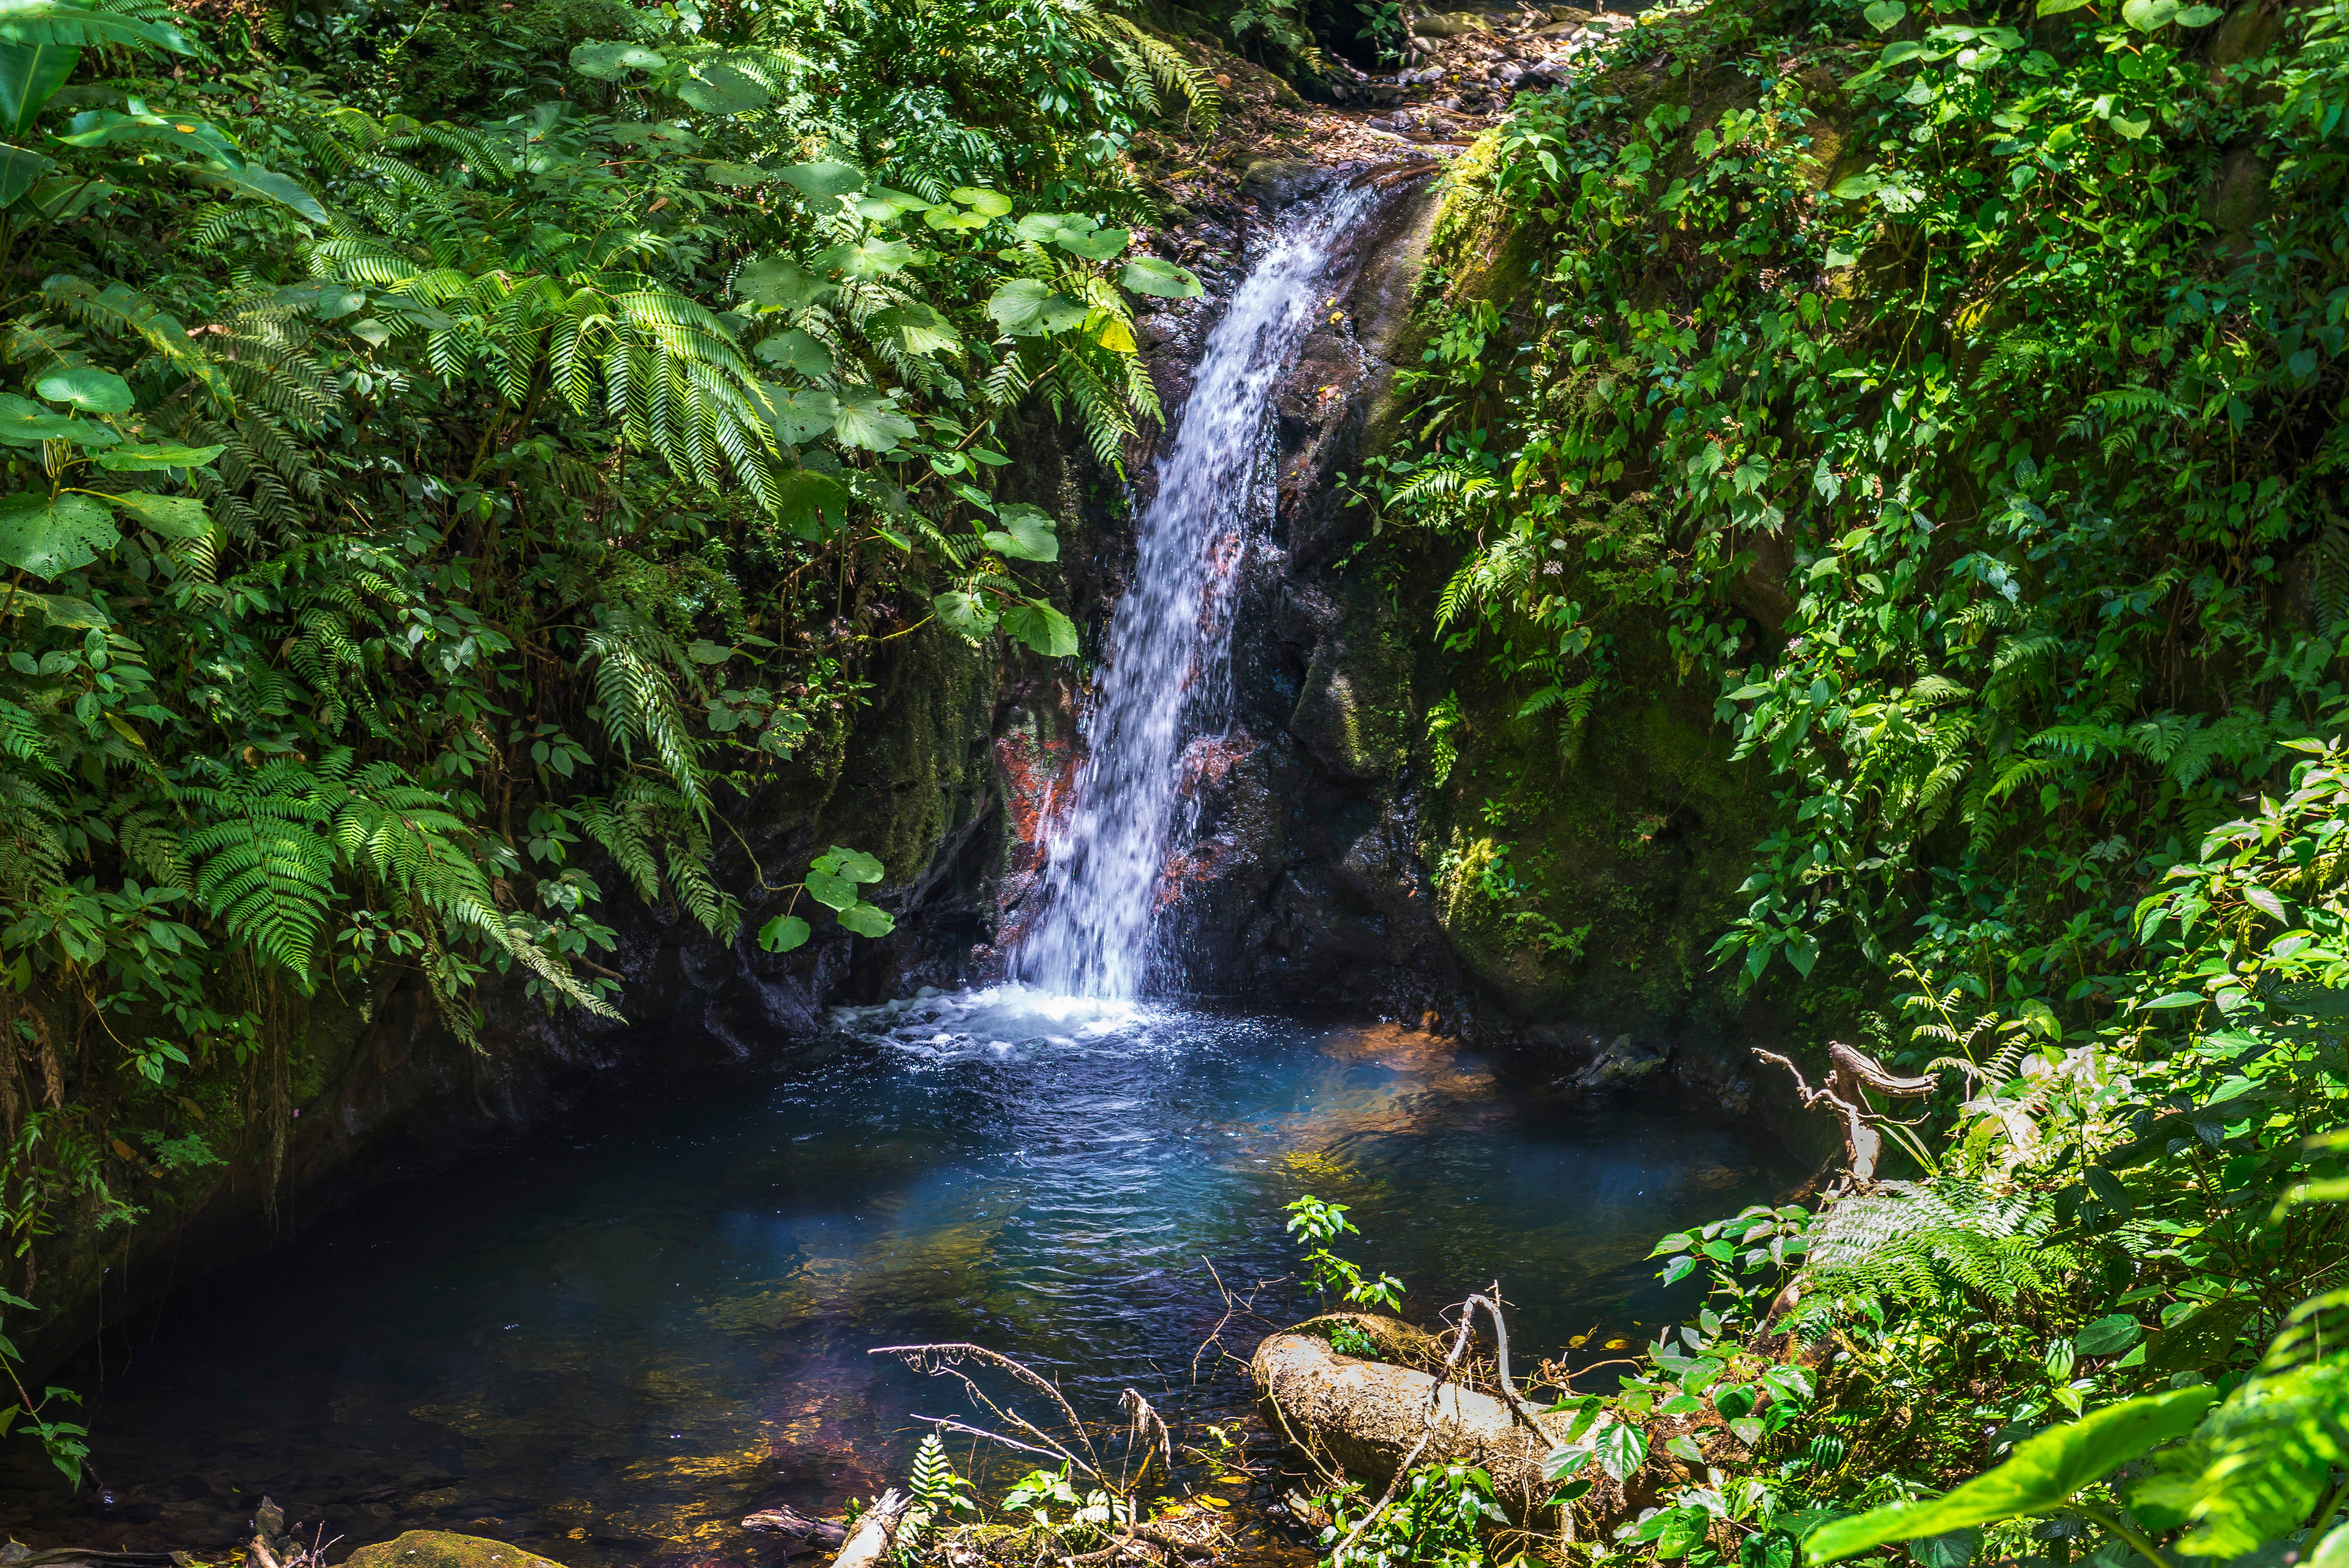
(345, 1534, 568, 1568)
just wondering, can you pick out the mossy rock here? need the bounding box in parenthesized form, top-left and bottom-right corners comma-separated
(344, 1534, 568, 1568)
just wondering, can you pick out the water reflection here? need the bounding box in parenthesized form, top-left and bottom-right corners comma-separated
(4, 994, 1794, 1564)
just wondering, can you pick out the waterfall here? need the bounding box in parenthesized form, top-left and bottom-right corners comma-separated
(1017, 185, 1374, 999)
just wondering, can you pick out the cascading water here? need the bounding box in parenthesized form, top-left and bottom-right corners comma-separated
(1017, 186, 1374, 999)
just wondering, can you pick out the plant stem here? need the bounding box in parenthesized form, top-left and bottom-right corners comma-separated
(2071, 1503, 2169, 1568)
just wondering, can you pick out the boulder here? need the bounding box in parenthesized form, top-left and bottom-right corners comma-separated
(343, 1535, 566, 1568)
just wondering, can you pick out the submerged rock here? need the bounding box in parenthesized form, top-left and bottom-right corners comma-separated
(343, 1534, 568, 1568)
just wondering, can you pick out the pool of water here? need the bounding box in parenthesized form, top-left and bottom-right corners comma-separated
(4, 991, 1796, 1563)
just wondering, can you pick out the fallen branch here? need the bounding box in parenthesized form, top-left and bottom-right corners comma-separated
(832, 1489, 911, 1568)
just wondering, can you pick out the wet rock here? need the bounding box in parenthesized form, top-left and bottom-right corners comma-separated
(343, 1535, 567, 1568)
(1239, 157, 1333, 210)
(1413, 10, 1495, 34)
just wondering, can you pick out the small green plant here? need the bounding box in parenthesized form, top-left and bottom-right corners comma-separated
(1354, 0, 1406, 64)
(1320, 1462, 1508, 1568)
(1285, 1194, 1404, 1314)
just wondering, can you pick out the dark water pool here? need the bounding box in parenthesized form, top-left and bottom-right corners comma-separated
(4, 989, 1796, 1563)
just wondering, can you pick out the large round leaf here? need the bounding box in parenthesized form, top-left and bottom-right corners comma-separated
(34, 364, 130, 413)
(986, 278, 1089, 337)
(827, 388, 914, 452)
(677, 62, 769, 115)
(950, 185, 1012, 217)
(111, 491, 210, 538)
(0, 489, 119, 575)
(1122, 255, 1205, 298)
(775, 161, 864, 198)
(982, 503, 1059, 563)
(568, 40, 665, 78)
(802, 868, 857, 911)
(1000, 598, 1078, 657)
(0, 392, 115, 445)
(1057, 226, 1130, 261)
(735, 256, 829, 309)
(835, 901, 894, 938)
(811, 237, 914, 279)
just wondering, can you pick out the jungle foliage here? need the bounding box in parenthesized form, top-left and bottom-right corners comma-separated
(1346, 0, 2349, 1561)
(0, 0, 1215, 1477)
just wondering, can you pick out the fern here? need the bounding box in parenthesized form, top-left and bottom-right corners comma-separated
(177, 759, 337, 981)
(1793, 1179, 2073, 1338)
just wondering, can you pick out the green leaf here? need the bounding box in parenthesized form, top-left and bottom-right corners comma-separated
(872, 303, 961, 356)
(951, 185, 1013, 216)
(812, 237, 914, 279)
(2035, 0, 2091, 12)
(2310, 1523, 2349, 1568)
(827, 387, 915, 452)
(2121, 0, 2176, 28)
(2074, 1315, 2142, 1358)
(1595, 1420, 1649, 1482)
(94, 442, 223, 472)
(2174, 3, 2222, 20)
(0, 489, 118, 575)
(0, 39, 76, 136)
(677, 62, 768, 115)
(758, 328, 834, 379)
(1057, 225, 1130, 261)
(933, 589, 998, 638)
(2144, 1301, 2251, 1372)
(756, 914, 809, 952)
(814, 845, 884, 884)
(2141, 991, 2205, 1009)
(982, 502, 1059, 562)
(803, 868, 857, 911)
(0, 394, 111, 445)
(836, 901, 895, 938)
(567, 40, 665, 78)
(775, 160, 864, 198)
(986, 278, 1089, 336)
(736, 256, 831, 309)
(109, 491, 209, 539)
(2109, 114, 2151, 139)
(0, 2, 193, 54)
(1000, 599, 1078, 658)
(751, 383, 837, 445)
(853, 186, 932, 221)
(0, 139, 52, 206)
(923, 204, 991, 232)
(1910, 1529, 1980, 1568)
(1804, 1387, 2218, 1563)
(703, 159, 772, 186)
(768, 468, 850, 540)
(34, 365, 129, 413)
(1863, 0, 1906, 27)
(1121, 255, 1205, 298)
(57, 105, 243, 166)
(194, 162, 328, 223)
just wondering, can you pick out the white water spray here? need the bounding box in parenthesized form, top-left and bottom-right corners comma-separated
(1018, 186, 1373, 999)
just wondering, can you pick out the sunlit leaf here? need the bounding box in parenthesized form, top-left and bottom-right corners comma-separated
(1805, 1388, 2217, 1563)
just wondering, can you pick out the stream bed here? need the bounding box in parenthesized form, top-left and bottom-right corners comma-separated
(5, 992, 1795, 1564)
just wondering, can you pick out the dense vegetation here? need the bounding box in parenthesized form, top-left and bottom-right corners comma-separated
(1342, 0, 2349, 1561)
(0, 0, 1231, 1471)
